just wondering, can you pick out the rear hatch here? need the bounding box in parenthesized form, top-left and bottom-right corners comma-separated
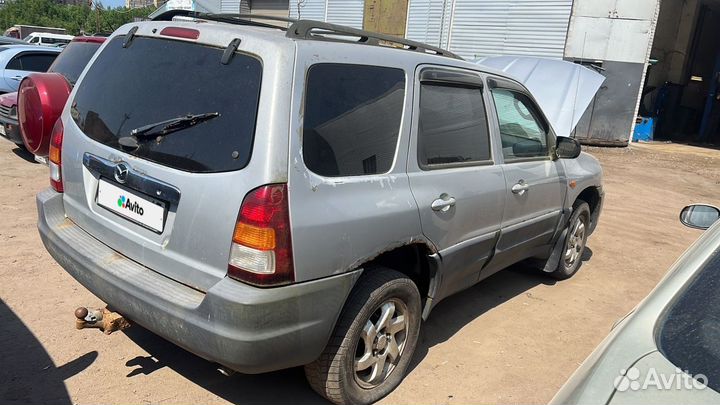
(60, 23, 290, 291)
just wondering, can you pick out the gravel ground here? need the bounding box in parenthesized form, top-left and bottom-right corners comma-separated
(1, 140, 719, 405)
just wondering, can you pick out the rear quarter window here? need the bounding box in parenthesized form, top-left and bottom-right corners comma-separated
(302, 63, 405, 177)
(48, 41, 102, 85)
(71, 35, 262, 173)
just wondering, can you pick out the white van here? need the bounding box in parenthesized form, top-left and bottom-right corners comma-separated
(24, 32, 74, 47)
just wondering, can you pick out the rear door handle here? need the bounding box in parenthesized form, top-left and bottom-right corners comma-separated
(10, 75, 22, 81)
(431, 194, 456, 212)
(511, 181, 530, 195)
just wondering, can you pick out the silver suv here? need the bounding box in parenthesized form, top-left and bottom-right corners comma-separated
(37, 12, 603, 405)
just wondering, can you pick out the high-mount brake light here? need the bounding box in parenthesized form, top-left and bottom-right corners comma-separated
(159, 27, 200, 40)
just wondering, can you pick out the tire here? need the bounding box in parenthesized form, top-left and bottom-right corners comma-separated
(548, 200, 591, 280)
(305, 269, 422, 405)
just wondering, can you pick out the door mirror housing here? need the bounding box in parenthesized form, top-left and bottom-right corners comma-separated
(680, 204, 720, 230)
(555, 136, 582, 159)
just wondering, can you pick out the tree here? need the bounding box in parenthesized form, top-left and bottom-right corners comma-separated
(0, 0, 154, 36)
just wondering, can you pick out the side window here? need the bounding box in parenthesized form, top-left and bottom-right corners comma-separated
(18, 54, 57, 72)
(491, 88, 549, 159)
(6, 55, 21, 70)
(417, 83, 491, 168)
(303, 64, 405, 177)
(28, 36, 39, 44)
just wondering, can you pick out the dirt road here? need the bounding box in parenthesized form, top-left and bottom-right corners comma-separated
(1, 141, 719, 405)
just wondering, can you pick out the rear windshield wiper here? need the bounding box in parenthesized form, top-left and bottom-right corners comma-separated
(119, 112, 220, 149)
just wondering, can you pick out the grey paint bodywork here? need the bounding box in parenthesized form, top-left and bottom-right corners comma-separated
(551, 220, 720, 404)
(37, 188, 362, 373)
(39, 19, 604, 373)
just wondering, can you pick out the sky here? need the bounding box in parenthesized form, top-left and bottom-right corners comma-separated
(101, 0, 130, 8)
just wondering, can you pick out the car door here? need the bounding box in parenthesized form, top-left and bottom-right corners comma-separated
(3, 53, 26, 90)
(407, 66, 506, 301)
(3, 52, 58, 91)
(482, 76, 566, 275)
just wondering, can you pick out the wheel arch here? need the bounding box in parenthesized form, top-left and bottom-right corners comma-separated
(348, 241, 439, 321)
(575, 185, 602, 233)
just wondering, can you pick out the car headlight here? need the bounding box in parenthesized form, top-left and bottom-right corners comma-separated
(9, 106, 17, 119)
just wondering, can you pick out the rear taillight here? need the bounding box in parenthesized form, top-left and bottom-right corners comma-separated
(48, 120, 63, 193)
(228, 184, 294, 287)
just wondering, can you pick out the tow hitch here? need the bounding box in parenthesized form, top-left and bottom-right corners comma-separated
(74, 307, 131, 335)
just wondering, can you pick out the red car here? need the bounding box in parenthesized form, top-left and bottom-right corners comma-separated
(4, 36, 105, 157)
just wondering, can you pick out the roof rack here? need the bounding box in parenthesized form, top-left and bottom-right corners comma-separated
(287, 20, 462, 60)
(151, 10, 461, 60)
(152, 10, 294, 30)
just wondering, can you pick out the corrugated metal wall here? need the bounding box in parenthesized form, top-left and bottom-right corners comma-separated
(220, 0, 253, 14)
(406, 0, 572, 60)
(326, 0, 364, 28)
(405, 0, 453, 48)
(290, 0, 326, 20)
(290, 0, 363, 27)
(251, 0, 286, 17)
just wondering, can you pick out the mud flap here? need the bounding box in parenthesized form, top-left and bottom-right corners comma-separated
(542, 227, 568, 273)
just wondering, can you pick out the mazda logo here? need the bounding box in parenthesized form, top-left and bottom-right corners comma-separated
(114, 163, 130, 184)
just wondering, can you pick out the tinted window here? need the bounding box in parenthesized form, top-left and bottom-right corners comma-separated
(19, 53, 57, 72)
(6, 55, 21, 70)
(658, 251, 720, 391)
(491, 89, 548, 159)
(42, 37, 70, 45)
(72, 36, 262, 172)
(48, 41, 102, 85)
(418, 83, 491, 167)
(303, 64, 405, 177)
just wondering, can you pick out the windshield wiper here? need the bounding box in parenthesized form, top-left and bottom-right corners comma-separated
(119, 112, 220, 149)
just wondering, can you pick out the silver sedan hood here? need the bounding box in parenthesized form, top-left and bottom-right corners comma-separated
(475, 56, 605, 137)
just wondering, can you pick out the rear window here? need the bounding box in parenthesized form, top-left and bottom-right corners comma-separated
(72, 36, 262, 173)
(48, 41, 102, 85)
(302, 64, 405, 177)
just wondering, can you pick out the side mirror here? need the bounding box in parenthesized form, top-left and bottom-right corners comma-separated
(555, 136, 582, 159)
(680, 204, 720, 230)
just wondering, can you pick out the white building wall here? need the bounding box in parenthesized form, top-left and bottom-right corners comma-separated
(290, 0, 363, 27)
(565, 0, 658, 64)
(405, 0, 453, 49)
(290, 0, 326, 20)
(326, 0, 365, 28)
(406, 0, 572, 60)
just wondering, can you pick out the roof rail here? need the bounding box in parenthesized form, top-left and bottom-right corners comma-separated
(287, 20, 462, 60)
(151, 10, 461, 60)
(151, 10, 293, 30)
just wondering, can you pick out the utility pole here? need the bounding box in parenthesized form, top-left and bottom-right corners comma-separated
(88, 0, 102, 34)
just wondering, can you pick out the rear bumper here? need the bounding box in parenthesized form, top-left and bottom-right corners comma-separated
(0, 114, 21, 145)
(37, 189, 361, 374)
